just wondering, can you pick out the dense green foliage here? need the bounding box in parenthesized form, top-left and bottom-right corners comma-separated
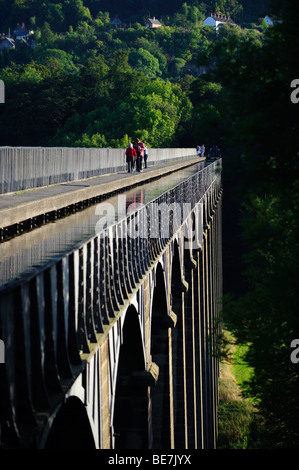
(0, 0, 270, 30)
(0, 0, 270, 147)
(0, 0, 298, 449)
(218, 0, 299, 448)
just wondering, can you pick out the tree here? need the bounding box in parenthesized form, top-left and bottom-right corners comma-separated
(129, 48, 162, 78)
(39, 21, 57, 48)
(0, 61, 80, 145)
(215, 1, 299, 448)
(62, 0, 92, 29)
(35, 48, 79, 73)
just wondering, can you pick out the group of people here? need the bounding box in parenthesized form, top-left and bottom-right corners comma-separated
(207, 145, 221, 160)
(196, 145, 205, 158)
(196, 144, 221, 160)
(125, 138, 148, 173)
(126, 140, 220, 174)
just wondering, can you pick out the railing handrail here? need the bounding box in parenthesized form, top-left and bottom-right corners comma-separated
(0, 159, 222, 294)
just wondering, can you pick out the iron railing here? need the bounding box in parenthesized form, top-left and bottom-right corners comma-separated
(0, 160, 222, 446)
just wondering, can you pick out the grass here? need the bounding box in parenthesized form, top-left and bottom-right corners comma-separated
(217, 329, 264, 449)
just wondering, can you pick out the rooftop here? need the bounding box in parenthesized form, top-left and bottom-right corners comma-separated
(207, 13, 235, 24)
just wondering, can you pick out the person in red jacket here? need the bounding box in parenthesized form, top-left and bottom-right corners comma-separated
(125, 143, 137, 173)
(133, 138, 145, 172)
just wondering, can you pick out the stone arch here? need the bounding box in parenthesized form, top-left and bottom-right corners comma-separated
(150, 262, 173, 448)
(44, 396, 95, 449)
(112, 305, 148, 449)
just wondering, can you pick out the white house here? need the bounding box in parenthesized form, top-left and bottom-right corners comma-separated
(145, 17, 162, 28)
(264, 15, 283, 26)
(264, 15, 274, 26)
(203, 13, 236, 30)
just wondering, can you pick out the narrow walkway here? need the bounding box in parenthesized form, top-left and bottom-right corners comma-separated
(0, 156, 203, 230)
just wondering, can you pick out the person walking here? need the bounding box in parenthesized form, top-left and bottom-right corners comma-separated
(143, 145, 148, 168)
(133, 138, 145, 172)
(125, 143, 136, 173)
(201, 144, 205, 158)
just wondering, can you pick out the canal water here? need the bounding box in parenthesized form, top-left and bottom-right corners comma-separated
(0, 162, 205, 288)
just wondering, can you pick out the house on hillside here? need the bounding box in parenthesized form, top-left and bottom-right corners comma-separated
(264, 15, 283, 26)
(0, 36, 15, 51)
(145, 17, 162, 28)
(203, 13, 236, 30)
(13, 23, 34, 39)
(264, 15, 274, 26)
(18, 37, 36, 49)
(111, 15, 123, 27)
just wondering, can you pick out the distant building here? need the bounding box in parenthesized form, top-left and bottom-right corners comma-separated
(110, 15, 123, 26)
(145, 17, 162, 28)
(13, 23, 33, 39)
(264, 15, 274, 26)
(18, 37, 36, 49)
(0, 36, 15, 51)
(0, 28, 36, 52)
(203, 13, 236, 30)
(264, 15, 283, 26)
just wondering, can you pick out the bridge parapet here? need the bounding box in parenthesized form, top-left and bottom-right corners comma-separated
(0, 147, 197, 195)
(0, 159, 222, 449)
